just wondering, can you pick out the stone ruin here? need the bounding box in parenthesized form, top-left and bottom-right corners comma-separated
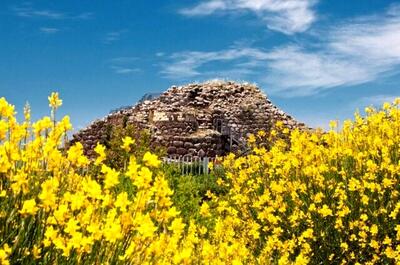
(70, 80, 307, 158)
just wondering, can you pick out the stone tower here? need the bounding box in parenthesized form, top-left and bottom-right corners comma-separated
(70, 81, 306, 157)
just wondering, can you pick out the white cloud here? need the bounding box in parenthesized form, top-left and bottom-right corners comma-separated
(262, 46, 373, 96)
(12, 4, 93, 20)
(14, 6, 65, 19)
(161, 47, 270, 79)
(180, 0, 318, 34)
(104, 30, 128, 44)
(264, 6, 400, 96)
(109, 57, 138, 63)
(111, 66, 141, 74)
(110, 57, 141, 75)
(39, 27, 59, 34)
(74, 12, 94, 20)
(328, 14, 400, 67)
(160, 45, 375, 96)
(162, 5, 400, 97)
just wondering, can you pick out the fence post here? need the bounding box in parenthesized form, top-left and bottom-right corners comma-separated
(197, 157, 201, 175)
(190, 156, 193, 175)
(204, 157, 209, 175)
(186, 156, 188, 175)
(183, 156, 185, 175)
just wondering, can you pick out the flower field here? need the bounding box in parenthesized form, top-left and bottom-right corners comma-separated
(0, 93, 400, 264)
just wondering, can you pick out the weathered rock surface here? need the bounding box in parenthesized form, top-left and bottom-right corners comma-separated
(70, 80, 307, 157)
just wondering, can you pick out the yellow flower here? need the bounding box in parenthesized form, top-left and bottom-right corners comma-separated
(87, 222, 102, 240)
(295, 253, 309, 265)
(319, 205, 333, 217)
(0, 120, 8, 140)
(101, 165, 120, 189)
(48, 92, 62, 109)
(199, 226, 207, 235)
(275, 120, 284, 128)
(59, 115, 72, 131)
(360, 214, 368, 221)
(370, 224, 378, 236)
(0, 244, 11, 265)
(249, 221, 261, 239)
(114, 192, 131, 212)
(135, 166, 152, 189)
(104, 221, 122, 243)
(142, 152, 161, 168)
(301, 228, 314, 239)
(383, 236, 392, 245)
(173, 247, 192, 264)
(32, 245, 41, 259)
(136, 214, 157, 238)
(67, 142, 89, 166)
(64, 218, 80, 235)
(166, 206, 180, 218)
(121, 136, 135, 152)
(383, 102, 391, 110)
(43, 226, 58, 247)
(340, 242, 348, 251)
(314, 192, 324, 203)
(248, 134, 256, 144)
(200, 202, 211, 217)
(53, 204, 69, 224)
(23, 102, 31, 121)
(369, 239, 379, 249)
(329, 120, 338, 129)
(19, 199, 38, 216)
(257, 130, 266, 137)
(0, 97, 15, 118)
(94, 143, 106, 165)
(385, 247, 396, 259)
(38, 178, 59, 210)
(168, 217, 186, 235)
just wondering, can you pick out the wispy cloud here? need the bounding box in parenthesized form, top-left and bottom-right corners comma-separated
(74, 12, 94, 20)
(179, 0, 318, 34)
(12, 4, 93, 20)
(162, 5, 400, 97)
(109, 57, 138, 63)
(39, 27, 59, 34)
(264, 5, 400, 96)
(109, 57, 141, 75)
(262, 46, 375, 96)
(104, 30, 128, 44)
(160, 47, 269, 79)
(111, 66, 141, 74)
(13, 6, 65, 19)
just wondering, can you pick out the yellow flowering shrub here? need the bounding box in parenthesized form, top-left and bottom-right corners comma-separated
(0, 94, 399, 264)
(0, 95, 249, 264)
(208, 100, 400, 264)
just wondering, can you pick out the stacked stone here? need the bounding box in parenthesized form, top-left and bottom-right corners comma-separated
(70, 80, 307, 157)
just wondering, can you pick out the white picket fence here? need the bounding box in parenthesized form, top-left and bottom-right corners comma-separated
(163, 155, 214, 175)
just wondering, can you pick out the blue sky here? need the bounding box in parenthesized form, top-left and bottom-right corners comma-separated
(1, 0, 399, 130)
